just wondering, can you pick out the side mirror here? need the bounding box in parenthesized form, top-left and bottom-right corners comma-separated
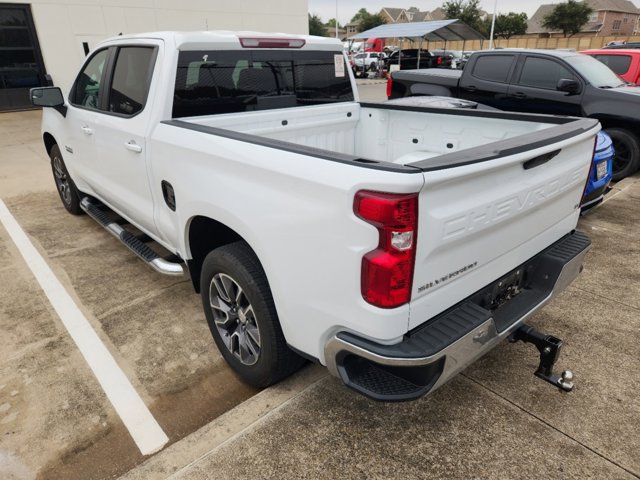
(30, 87, 66, 117)
(557, 78, 580, 94)
(30, 87, 64, 107)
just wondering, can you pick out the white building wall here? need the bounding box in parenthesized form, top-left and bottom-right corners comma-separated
(8, 0, 308, 91)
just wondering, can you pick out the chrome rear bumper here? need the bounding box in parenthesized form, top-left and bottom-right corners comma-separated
(324, 230, 591, 401)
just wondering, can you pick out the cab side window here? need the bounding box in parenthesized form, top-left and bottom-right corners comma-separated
(471, 55, 515, 83)
(108, 47, 155, 116)
(518, 57, 576, 90)
(70, 49, 109, 109)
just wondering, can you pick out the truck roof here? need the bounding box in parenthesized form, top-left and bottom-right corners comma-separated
(582, 48, 640, 55)
(97, 31, 343, 51)
(490, 48, 581, 58)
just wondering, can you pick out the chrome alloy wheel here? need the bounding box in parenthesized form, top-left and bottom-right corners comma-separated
(52, 155, 72, 206)
(209, 273, 261, 365)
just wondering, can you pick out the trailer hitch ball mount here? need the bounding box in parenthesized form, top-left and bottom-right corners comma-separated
(510, 324, 574, 392)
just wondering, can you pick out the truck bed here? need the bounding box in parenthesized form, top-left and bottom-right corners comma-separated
(161, 101, 598, 336)
(177, 101, 573, 170)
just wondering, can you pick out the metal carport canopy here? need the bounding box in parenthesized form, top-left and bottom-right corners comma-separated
(350, 19, 485, 42)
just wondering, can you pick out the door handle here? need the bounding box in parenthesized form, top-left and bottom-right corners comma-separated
(81, 125, 93, 135)
(464, 85, 477, 92)
(511, 92, 527, 99)
(124, 140, 142, 153)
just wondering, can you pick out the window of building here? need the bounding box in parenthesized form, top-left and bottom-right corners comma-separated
(612, 20, 622, 30)
(589, 12, 599, 22)
(108, 47, 155, 116)
(518, 57, 576, 90)
(0, 4, 47, 111)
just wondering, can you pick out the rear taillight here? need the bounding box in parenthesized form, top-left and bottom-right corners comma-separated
(386, 77, 393, 98)
(354, 190, 418, 308)
(437, 56, 442, 65)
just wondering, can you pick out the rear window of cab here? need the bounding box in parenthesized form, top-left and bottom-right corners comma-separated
(173, 50, 353, 118)
(589, 54, 632, 75)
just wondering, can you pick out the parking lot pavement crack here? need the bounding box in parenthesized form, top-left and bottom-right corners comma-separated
(47, 241, 114, 259)
(461, 373, 640, 479)
(3, 336, 59, 363)
(568, 284, 640, 314)
(96, 279, 191, 320)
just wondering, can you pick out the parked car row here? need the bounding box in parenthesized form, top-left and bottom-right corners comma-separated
(349, 49, 460, 77)
(388, 48, 640, 183)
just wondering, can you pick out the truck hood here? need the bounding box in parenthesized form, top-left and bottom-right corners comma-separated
(605, 85, 640, 95)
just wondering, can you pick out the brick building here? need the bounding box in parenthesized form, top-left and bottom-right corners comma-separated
(527, 0, 640, 37)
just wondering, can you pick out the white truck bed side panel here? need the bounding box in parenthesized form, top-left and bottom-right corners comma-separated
(148, 123, 425, 362)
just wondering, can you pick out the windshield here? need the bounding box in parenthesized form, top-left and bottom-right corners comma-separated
(566, 54, 626, 88)
(173, 50, 354, 117)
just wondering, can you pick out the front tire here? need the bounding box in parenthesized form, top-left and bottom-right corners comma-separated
(606, 127, 640, 181)
(200, 242, 305, 388)
(50, 144, 83, 215)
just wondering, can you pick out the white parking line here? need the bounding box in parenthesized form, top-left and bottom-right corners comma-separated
(0, 199, 168, 456)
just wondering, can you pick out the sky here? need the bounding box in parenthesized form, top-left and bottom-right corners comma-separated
(307, 0, 552, 25)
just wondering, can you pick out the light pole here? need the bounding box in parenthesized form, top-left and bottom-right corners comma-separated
(488, 0, 497, 49)
(336, 0, 339, 39)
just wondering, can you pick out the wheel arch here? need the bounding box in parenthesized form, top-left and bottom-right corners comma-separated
(43, 132, 57, 155)
(186, 215, 261, 293)
(588, 115, 640, 135)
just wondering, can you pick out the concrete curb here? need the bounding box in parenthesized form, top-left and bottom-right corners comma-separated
(118, 365, 328, 480)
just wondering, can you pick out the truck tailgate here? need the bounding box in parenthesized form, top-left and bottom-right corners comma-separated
(407, 118, 599, 330)
(393, 69, 462, 89)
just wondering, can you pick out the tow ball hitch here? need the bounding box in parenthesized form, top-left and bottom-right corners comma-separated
(510, 324, 574, 392)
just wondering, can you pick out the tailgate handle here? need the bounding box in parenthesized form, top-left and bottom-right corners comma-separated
(523, 149, 561, 170)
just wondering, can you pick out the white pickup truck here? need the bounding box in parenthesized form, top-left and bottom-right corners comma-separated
(31, 31, 597, 401)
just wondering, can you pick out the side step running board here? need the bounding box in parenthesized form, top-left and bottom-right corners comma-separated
(80, 197, 184, 276)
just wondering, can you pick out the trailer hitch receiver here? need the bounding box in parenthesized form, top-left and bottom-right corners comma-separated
(510, 324, 574, 392)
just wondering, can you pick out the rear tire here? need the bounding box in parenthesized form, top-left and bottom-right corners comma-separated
(606, 127, 640, 181)
(200, 241, 305, 388)
(50, 144, 83, 215)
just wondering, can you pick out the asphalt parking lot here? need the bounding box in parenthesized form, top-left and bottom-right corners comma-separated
(1, 82, 639, 480)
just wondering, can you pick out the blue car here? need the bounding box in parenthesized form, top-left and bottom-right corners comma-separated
(582, 131, 614, 210)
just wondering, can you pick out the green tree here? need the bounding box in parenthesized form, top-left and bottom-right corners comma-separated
(488, 12, 528, 40)
(347, 8, 386, 32)
(327, 18, 342, 28)
(542, 0, 593, 37)
(351, 8, 369, 22)
(308, 13, 326, 36)
(442, 0, 483, 32)
(359, 12, 387, 32)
